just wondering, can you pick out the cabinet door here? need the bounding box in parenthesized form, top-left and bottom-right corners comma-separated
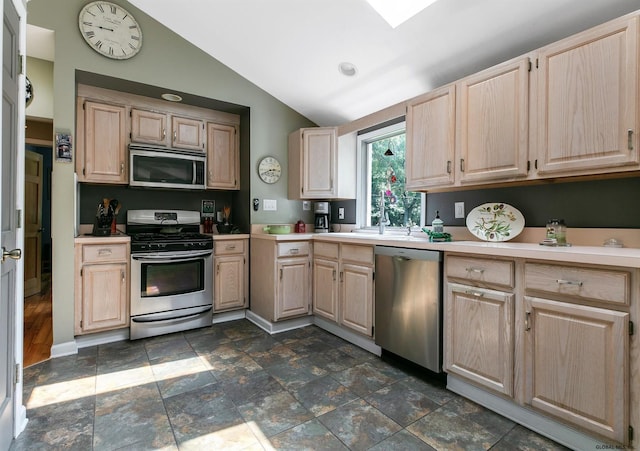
(536, 16, 639, 175)
(458, 58, 529, 184)
(171, 116, 204, 151)
(524, 296, 629, 443)
(275, 257, 310, 320)
(340, 263, 373, 336)
(405, 85, 456, 190)
(445, 283, 514, 396)
(80, 263, 128, 333)
(207, 122, 238, 189)
(214, 254, 246, 311)
(131, 109, 168, 146)
(301, 128, 336, 198)
(313, 257, 339, 322)
(82, 101, 127, 183)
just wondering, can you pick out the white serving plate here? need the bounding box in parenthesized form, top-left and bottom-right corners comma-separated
(466, 203, 525, 242)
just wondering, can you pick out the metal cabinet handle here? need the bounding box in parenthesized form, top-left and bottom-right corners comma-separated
(120, 162, 124, 175)
(98, 248, 112, 256)
(525, 311, 531, 331)
(460, 158, 465, 172)
(289, 248, 299, 255)
(446, 160, 451, 174)
(173, 131, 177, 141)
(226, 245, 236, 250)
(280, 268, 283, 280)
(629, 129, 634, 151)
(466, 267, 485, 274)
(556, 279, 583, 287)
(162, 128, 166, 140)
(217, 263, 220, 275)
(465, 290, 484, 297)
(2, 247, 22, 262)
(340, 271, 343, 282)
(332, 269, 336, 281)
(121, 270, 125, 283)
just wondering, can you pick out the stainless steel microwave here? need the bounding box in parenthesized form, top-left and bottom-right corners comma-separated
(129, 145, 206, 190)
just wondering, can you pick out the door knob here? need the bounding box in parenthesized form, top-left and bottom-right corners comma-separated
(2, 247, 22, 262)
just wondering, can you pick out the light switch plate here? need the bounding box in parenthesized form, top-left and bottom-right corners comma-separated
(338, 207, 345, 219)
(455, 202, 465, 219)
(263, 199, 277, 211)
(302, 201, 311, 211)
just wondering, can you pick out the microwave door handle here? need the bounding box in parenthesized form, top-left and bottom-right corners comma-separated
(193, 161, 197, 184)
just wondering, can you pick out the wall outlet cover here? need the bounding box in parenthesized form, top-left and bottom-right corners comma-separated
(302, 201, 311, 211)
(263, 199, 277, 211)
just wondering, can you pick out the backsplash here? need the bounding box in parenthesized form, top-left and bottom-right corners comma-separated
(426, 177, 640, 228)
(79, 184, 234, 226)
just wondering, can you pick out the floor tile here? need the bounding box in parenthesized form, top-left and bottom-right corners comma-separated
(237, 391, 314, 438)
(442, 396, 516, 437)
(368, 429, 436, 451)
(299, 347, 359, 373)
(330, 362, 397, 397)
(406, 405, 501, 451)
(93, 382, 175, 450)
(365, 380, 440, 426)
(217, 370, 285, 405)
(491, 424, 571, 451)
(318, 399, 402, 450)
(290, 375, 358, 416)
(399, 375, 455, 406)
(267, 418, 349, 450)
(144, 334, 194, 360)
(164, 383, 254, 448)
(265, 356, 328, 390)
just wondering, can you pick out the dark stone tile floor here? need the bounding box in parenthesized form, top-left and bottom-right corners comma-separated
(11, 320, 569, 450)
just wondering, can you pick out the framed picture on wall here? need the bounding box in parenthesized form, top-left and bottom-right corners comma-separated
(55, 132, 73, 163)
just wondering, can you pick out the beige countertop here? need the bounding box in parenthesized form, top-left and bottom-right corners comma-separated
(251, 231, 640, 268)
(212, 234, 250, 240)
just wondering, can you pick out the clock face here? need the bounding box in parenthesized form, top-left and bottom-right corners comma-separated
(78, 1, 142, 60)
(258, 156, 282, 184)
(25, 76, 33, 106)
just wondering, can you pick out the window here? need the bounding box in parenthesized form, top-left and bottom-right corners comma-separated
(357, 121, 424, 229)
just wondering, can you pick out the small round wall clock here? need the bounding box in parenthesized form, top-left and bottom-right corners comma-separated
(258, 156, 282, 184)
(78, 1, 143, 60)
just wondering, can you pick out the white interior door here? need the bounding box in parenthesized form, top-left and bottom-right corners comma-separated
(1, 0, 25, 447)
(24, 150, 42, 297)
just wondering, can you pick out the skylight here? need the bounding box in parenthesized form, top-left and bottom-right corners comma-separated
(367, 0, 439, 28)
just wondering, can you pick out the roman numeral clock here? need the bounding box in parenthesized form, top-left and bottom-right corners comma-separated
(78, 1, 142, 60)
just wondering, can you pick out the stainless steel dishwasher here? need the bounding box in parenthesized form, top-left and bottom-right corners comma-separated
(374, 246, 443, 373)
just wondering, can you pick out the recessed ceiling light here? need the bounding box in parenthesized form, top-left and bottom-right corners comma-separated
(161, 93, 182, 102)
(338, 62, 358, 77)
(367, 0, 439, 28)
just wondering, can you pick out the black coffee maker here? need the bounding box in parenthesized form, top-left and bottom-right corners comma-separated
(314, 201, 330, 233)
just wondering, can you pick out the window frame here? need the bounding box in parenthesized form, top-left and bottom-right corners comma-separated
(356, 121, 425, 230)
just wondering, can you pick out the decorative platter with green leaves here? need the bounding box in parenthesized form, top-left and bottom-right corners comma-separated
(466, 203, 524, 242)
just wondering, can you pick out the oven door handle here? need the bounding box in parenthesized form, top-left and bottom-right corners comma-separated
(132, 251, 212, 261)
(131, 306, 212, 323)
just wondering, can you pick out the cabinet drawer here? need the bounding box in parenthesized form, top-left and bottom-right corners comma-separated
(82, 244, 128, 263)
(446, 255, 514, 288)
(524, 262, 630, 306)
(215, 239, 245, 255)
(314, 241, 339, 259)
(341, 244, 374, 266)
(277, 241, 310, 257)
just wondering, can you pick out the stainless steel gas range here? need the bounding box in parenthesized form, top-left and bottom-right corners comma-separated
(127, 210, 213, 340)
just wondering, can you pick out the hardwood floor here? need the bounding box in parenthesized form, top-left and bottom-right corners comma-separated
(23, 272, 52, 368)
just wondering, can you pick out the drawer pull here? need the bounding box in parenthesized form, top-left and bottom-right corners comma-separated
(525, 311, 531, 331)
(629, 129, 634, 151)
(332, 269, 336, 281)
(98, 248, 112, 256)
(289, 248, 299, 255)
(465, 290, 484, 297)
(556, 279, 583, 287)
(226, 245, 236, 250)
(465, 267, 485, 274)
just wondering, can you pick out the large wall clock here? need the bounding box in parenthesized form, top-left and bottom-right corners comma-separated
(78, 1, 143, 60)
(258, 156, 282, 184)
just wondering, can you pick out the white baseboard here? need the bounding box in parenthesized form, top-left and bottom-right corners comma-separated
(313, 316, 381, 356)
(245, 310, 313, 334)
(50, 340, 79, 358)
(75, 328, 130, 350)
(447, 376, 616, 451)
(212, 309, 246, 324)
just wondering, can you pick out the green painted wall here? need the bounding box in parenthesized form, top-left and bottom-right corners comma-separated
(27, 0, 316, 347)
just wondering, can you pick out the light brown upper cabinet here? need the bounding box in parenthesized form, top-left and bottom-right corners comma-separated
(131, 108, 205, 151)
(207, 122, 239, 190)
(406, 85, 456, 190)
(457, 57, 530, 184)
(288, 127, 356, 199)
(535, 15, 639, 176)
(76, 99, 128, 184)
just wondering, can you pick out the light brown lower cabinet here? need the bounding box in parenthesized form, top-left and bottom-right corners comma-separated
(74, 239, 130, 335)
(445, 283, 514, 396)
(213, 239, 248, 312)
(312, 242, 374, 337)
(523, 296, 629, 444)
